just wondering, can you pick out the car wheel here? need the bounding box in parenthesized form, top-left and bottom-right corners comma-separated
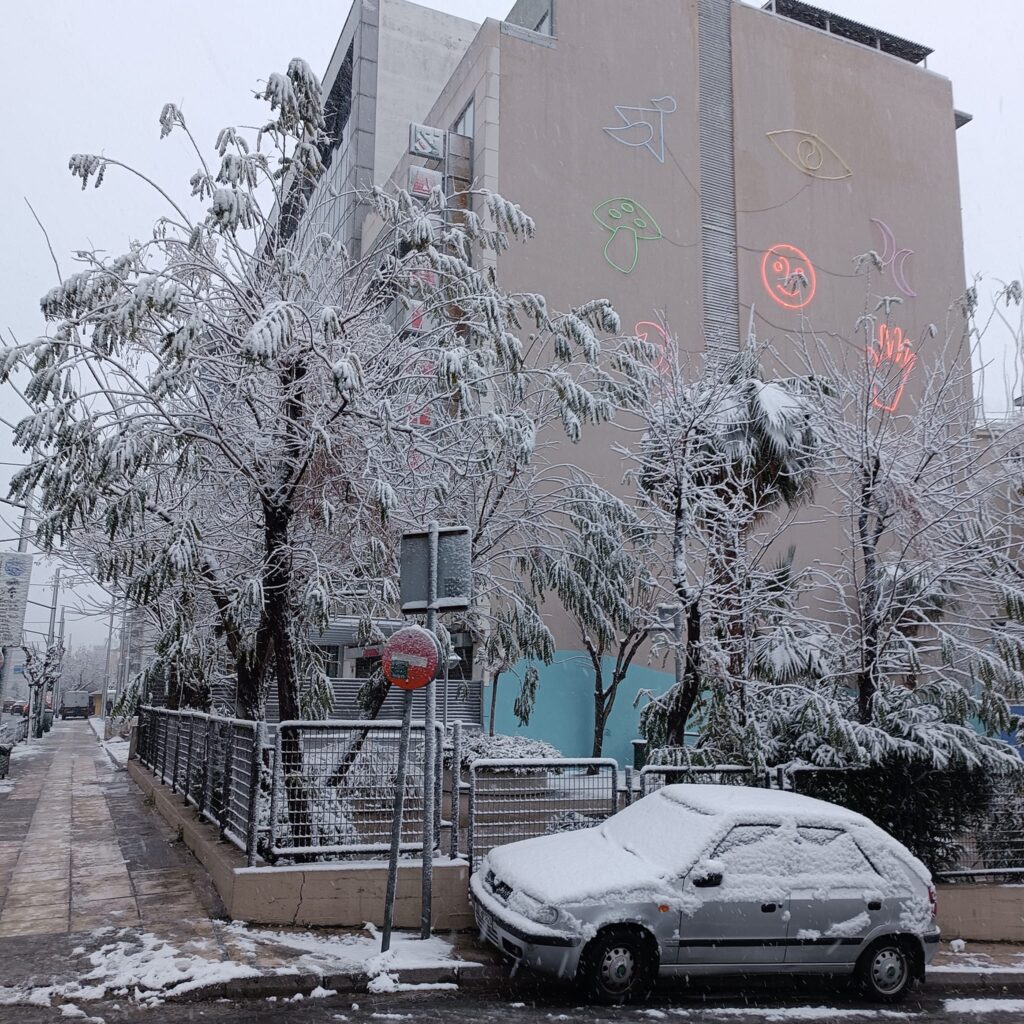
(577, 926, 657, 1005)
(855, 938, 915, 1003)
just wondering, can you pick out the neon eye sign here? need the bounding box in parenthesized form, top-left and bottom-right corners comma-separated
(868, 324, 916, 413)
(761, 243, 817, 310)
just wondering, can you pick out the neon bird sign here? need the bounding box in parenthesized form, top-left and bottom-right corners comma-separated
(634, 321, 673, 376)
(761, 243, 816, 310)
(868, 324, 916, 413)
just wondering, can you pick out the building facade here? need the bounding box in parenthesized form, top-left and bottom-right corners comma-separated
(301, 0, 972, 764)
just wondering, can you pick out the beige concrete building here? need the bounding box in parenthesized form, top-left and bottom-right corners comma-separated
(303, 0, 973, 763)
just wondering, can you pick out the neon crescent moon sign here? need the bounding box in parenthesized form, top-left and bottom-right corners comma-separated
(761, 243, 817, 310)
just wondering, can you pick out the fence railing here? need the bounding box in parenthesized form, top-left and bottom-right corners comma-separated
(639, 763, 773, 796)
(467, 758, 618, 871)
(266, 718, 444, 859)
(0, 716, 33, 779)
(137, 706, 264, 864)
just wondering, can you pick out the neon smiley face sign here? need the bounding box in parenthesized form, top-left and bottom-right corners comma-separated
(761, 243, 817, 310)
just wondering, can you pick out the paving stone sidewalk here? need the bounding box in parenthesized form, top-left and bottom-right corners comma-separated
(0, 718, 224, 941)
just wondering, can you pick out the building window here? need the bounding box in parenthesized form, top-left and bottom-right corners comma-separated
(534, 10, 551, 35)
(314, 644, 341, 678)
(453, 99, 474, 139)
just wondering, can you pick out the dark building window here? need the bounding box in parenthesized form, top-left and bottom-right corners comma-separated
(314, 644, 341, 678)
(453, 100, 474, 139)
(321, 41, 354, 169)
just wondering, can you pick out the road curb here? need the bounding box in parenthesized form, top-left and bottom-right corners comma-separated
(177, 963, 501, 1003)
(926, 970, 1024, 991)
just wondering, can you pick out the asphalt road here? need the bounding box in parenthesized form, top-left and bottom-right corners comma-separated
(5, 980, 1023, 1024)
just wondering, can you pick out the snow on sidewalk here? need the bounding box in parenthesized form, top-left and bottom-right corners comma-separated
(86, 716, 130, 767)
(0, 922, 475, 1010)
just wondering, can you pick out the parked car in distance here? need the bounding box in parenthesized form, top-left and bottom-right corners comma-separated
(471, 784, 939, 1005)
(60, 691, 91, 720)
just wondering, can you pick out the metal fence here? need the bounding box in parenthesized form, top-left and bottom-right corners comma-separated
(467, 758, 619, 871)
(0, 716, 31, 779)
(266, 718, 444, 859)
(639, 763, 773, 796)
(137, 706, 264, 864)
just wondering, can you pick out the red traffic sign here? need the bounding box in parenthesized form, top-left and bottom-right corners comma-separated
(382, 626, 438, 691)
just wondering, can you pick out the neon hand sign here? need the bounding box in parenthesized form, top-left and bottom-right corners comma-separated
(761, 243, 816, 310)
(868, 324, 916, 413)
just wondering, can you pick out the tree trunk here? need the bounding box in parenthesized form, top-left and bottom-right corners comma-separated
(264, 503, 311, 851)
(488, 672, 500, 736)
(666, 598, 702, 747)
(591, 657, 606, 760)
(857, 454, 883, 724)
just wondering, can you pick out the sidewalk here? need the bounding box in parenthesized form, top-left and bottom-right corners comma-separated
(0, 721, 494, 1011)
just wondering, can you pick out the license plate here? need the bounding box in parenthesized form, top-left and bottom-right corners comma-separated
(475, 905, 493, 937)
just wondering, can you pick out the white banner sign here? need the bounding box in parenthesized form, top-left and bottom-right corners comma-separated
(0, 552, 33, 647)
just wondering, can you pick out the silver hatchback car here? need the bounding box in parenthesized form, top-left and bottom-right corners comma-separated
(471, 784, 939, 1004)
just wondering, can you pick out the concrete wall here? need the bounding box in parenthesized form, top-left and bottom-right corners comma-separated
(128, 761, 473, 929)
(347, 0, 973, 762)
(938, 884, 1024, 942)
(375, 0, 480, 193)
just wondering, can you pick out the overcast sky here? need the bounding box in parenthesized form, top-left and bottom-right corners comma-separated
(1, 0, 1020, 642)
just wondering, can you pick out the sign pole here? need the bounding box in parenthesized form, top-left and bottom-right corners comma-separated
(421, 521, 438, 939)
(378, 624, 439, 955)
(381, 687, 414, 954)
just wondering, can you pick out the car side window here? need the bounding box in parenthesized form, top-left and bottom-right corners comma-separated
(710, 824, 788, 876)
(792, 826, 880, 878)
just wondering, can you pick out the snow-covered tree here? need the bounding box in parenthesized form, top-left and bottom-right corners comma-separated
(23, 640, 64, 737)
(767, 279, 1024, 774)
(624, 333, 826, 753)
(1, 59, 640, 742)
(524, 482, 657, 758)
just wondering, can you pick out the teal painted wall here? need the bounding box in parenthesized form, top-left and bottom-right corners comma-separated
(490, 652, 673, 767)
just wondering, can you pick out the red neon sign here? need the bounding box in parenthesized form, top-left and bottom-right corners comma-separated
(867, 324, 916, 413)
(634, 320, 673, 375)
(761, 243, 817, 310)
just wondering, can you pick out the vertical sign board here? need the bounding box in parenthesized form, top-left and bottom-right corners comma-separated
(0, 553, 33, 647)
(409, 122, 447, 161)
(399, 527, 472, 613)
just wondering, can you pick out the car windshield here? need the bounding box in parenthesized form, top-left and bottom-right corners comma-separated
(599, 791, 722, 873)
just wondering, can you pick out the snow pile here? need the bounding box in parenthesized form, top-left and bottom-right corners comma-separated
(87, 718, 130, 766)
(661, 1009, 909, 1021)
(454, 731, 562, 773)
(224, 921, 474, 988)
(0, 931, 260, 1009)
(943, 999, 1024, 1014)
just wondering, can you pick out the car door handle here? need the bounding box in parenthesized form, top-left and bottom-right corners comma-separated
(867, 900, 882, 911)
(761, 903, 777, 913)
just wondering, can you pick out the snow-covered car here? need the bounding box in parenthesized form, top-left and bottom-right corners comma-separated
(470, 785, 939, 1005)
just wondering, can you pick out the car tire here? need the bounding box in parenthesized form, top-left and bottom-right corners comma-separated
(576, 926, 657, 1005)
(855, 937, 916, 1003)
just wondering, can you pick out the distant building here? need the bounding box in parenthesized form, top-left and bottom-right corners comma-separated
(291, 0, 972, 763)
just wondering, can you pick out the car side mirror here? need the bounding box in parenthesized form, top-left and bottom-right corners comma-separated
(693, 871, 723, 889)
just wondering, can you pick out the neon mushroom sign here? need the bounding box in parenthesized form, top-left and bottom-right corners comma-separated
(761, 243, 817, 310)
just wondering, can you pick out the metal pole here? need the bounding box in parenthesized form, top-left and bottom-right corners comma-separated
(54, 609, 65, 720)
(381, 688, 415, 954)
(421, 520, 438, 939)
(0, 494, 33, 731)
(450, 720, 462, 859)
(101, 596, 116, 729)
